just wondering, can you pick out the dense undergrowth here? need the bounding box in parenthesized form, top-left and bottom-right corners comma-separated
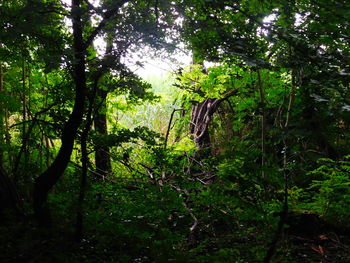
(2, 0, 350, 262)
(2, 153, 350, 262)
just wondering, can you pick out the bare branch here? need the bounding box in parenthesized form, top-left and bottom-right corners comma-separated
(164, 108, 184, 150)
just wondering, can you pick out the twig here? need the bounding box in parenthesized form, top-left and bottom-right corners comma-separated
(169, 184, 198, 238)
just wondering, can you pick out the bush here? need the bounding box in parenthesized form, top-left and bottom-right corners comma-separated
(305, 157, 350, 226)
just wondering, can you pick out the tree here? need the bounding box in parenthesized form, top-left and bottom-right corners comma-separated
(0, 0, 67, 187)
(178, 0, 350, 156)
(31, 0, 183, 226)
(176, 1, 350, 261)
(176, 61, 239, 153)
(33, 0, 89, 226)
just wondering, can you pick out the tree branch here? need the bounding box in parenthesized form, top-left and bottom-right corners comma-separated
(84, 0, 131, 49)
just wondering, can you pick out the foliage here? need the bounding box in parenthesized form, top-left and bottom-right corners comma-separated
(1, 0, 350, 262)
(298, 157, 350, 226)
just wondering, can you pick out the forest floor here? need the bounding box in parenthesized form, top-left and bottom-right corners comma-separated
(1, 206, 350, 262)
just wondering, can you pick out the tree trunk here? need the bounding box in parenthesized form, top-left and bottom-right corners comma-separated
(33, 0, 87, 227)
(190, 98, 217, 151)
(75, 110, 90, 241)
(21, 60, 28, 173)
(94, 88, 111, 177)
(0, 62, 4, 166)
(257, 69, 266, 183)
(76, 64, 100, 241)
(189, 53, 213, 152)
(190, 92, 237, 153)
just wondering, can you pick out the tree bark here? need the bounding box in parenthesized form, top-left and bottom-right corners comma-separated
(190, 98, 217, 151)
(94, 88, 111, 177)
(33, 0, 87, 227)
(190, 91, 236, 152)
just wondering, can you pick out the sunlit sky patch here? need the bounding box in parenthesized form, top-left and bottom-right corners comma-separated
(61, 0, 191, 79)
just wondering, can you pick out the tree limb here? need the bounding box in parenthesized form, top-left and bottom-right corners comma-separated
(84, 0, 131, 49)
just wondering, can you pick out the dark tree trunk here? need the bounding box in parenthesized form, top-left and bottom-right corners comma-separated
(75, 105, 92, 241)
(94, 88, 111, 177)
(33, 0, 87, 227)
(0, 62, 4, 166)
(190, 94, 235, 152)
(190, 98, 217, 151)
(76, 64, 101, 241)
(21, 60, 28, 174)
